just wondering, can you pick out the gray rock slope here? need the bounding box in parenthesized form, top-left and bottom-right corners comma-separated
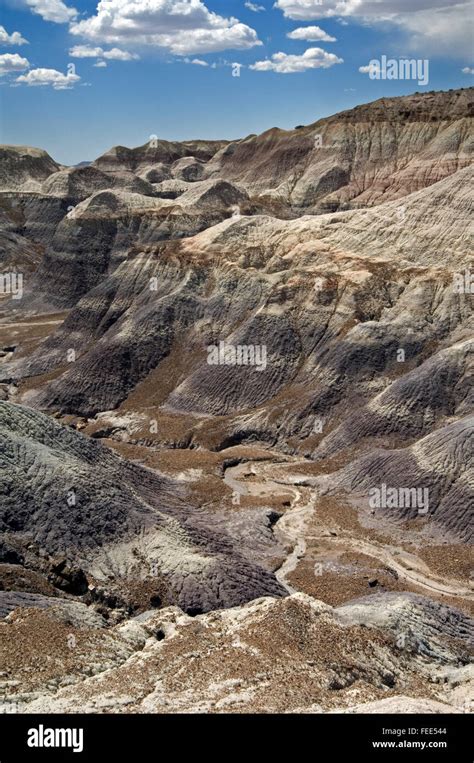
(328, 416, 473, 541)
(5, 165, 472, 429)
(0, 401, 286, 613)
(3, 592, 471, 714)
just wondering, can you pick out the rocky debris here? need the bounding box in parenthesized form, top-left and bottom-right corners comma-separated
(0, 605, 145, 711)
(331, 697, 463, 713)
(336, 592, 473, 664)
(0, 592, 106, 627)
(4, 592, 471, 714)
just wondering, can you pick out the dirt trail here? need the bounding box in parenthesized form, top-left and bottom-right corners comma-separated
(223, 459, 474, 604)
(329, 536, 474, 600)
(0, 320, 63, 329)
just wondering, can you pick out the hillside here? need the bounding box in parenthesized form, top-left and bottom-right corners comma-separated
(0, 88, 472, 716)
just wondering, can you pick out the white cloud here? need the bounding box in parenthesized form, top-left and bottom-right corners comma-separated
(69, 0, 262, 55)
(25, 0, 77, 23)
(0, 26, 29, 45)
(359, 62, 379, 75)
(462, 66, 474, 74)
(250, 47, 343, 72)
(104, 47, 139, 60)
(69, 45, 103, 58)
(287, 26, 336, 41)
(398, 3, 473, 57)
(275, 1, 460, 20)
(94, 60, 107, 67)
(16, 67, 81, 89)
(274, 1, 473, 57)
(184, 57, 209, 65)
(274, 0, 350, 20)
(69, 45, 139, 60)
(0, 53, 30, 74)
(245, 1, 265, 11)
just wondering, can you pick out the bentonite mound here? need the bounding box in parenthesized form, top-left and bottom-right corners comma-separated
(313, 340, 474, 460)
(0, 145, 61, 192)
(0, 401, 286, 614)
(41, 165, 157, 202)
(327, 416, 474, 542)
(1, 592, 471, 714)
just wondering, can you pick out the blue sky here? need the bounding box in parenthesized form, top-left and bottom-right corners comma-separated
(0, 0, 472, 165)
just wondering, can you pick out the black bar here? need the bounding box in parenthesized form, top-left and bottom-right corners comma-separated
(1, 712, 470, 761)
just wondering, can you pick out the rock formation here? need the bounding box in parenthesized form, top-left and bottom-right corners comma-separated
(0, 87, 472, 715)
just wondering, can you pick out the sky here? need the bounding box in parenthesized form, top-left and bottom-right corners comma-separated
(0, 0, 472, 165)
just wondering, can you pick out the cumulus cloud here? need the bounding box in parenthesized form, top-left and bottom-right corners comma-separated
(0, 26, 29, 46)
(287, 26, 336, 41)
(245, 1, 265, 11)
(68, 45, 103, 58)
(24, 0, 77, 23)
(275, 0, 462, 20)
(274, 0, 473, 57)
(461, 66, 474, 74)
(69, 0, 262, 55)
(16, 67, 81, 88)
(104, 47, 139, 60)
(250, 47, 343, 72)
(69, 45, 139, 60)
(275, 0, 351, 20)
(399, 3, 473, 57)
(183, 57, 209, 65)
(94, 60, 107, 67)
(0, 53, 29, 74)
